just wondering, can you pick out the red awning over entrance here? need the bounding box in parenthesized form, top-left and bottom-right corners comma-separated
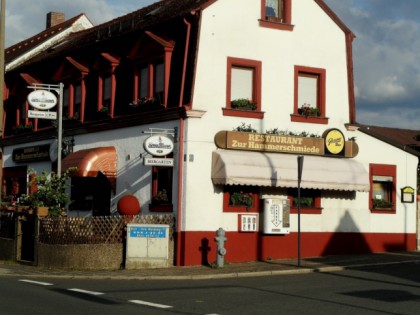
(61, 146, 117, 190)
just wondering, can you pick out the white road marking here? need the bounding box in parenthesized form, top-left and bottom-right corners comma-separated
(19, 279, 53, 286)
(129, 300, 172, 309)
(68, 288, 104, 296)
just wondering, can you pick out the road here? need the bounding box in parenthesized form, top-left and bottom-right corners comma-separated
(2, 262, 420, 314)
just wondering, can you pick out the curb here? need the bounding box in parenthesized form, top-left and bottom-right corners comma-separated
(0, 259, 420, 280)
(1, 259, 419, 280)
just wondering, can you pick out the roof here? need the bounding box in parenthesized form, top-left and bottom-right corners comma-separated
(9, 0, 354, 71)
(5, 15, 93, 75)
(12, 0, 213, 67)
(5, 14, 91, 64)
(358, 125, 420, 157)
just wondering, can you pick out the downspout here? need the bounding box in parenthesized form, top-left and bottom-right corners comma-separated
(346, 32, 356, 124)
(175, 17, 192, 266)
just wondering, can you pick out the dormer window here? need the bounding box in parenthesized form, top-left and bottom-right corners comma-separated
(128, 31, 175, 108)
(62, 82, 82, 120)
(260, 0, 293, 31)
(52, 57, 88, 122)
(94, 53, 120, 118)
(101, 74, 112, 109)
(136, 62, 164, 103)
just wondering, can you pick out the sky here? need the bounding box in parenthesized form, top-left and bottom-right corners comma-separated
(3, 0, 420, 130)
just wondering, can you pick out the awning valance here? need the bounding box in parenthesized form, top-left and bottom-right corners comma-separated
(211, 150, 370, 192)
(62, 146, 117, 190)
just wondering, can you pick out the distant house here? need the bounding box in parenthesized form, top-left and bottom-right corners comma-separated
(1, 0, 418, 266)
(5, 12, 93, 72)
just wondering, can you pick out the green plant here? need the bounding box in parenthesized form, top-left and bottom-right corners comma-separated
(231, 98, 257, 110)
(293, 197, 314, 208)
(13, 123, 33, 135)
(298, 103, 321, 117)
(19, 168, 76, 216)
(129, 97, 160, 108)
(372, 199, 393, 209)
(265, 128, 320, 138)
(152, 189, 169, 204)
(234, 122, 257, 133)
(230, 191, 254, 209)
(98, 106, 109, 113)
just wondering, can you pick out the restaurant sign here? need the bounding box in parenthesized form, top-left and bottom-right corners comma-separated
(13, 144, 51, 163)
(144, 135, 174, 157)
(214, 130, 359, 158)
(27, 90, 57, 110)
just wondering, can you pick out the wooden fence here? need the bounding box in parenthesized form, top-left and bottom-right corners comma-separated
(38, 214, 175, 245)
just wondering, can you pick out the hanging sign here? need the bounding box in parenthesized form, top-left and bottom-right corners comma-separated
(28, 110, 57, 120)
(144, 135, 174, 157)
(143, 157, 174, 167)
(323, 128, 345, 155)
(27, 90, 57, 110)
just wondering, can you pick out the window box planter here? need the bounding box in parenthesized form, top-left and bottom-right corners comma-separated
(372, 199, 394, 210)
(149, 203, 173, 212)
(230, 98, 257, 111)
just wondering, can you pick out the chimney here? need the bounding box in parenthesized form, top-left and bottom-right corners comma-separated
(46, 12, 65, 29)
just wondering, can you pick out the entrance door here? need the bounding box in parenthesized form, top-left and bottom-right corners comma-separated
(19, 216, 36, 262)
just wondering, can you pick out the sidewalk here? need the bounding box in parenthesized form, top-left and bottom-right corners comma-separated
(1, 251, 420, 280)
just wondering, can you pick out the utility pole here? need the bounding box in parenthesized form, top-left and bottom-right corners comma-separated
(0, 0, 6, 202)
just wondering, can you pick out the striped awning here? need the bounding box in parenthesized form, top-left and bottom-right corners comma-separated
(211, 150, 369, 192)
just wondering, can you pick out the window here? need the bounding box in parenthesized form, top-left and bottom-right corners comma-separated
(52, 57, 88, 122)
(291, 66, 328, 124)
(102, 75, 112, 109)
(2, 166, 28, 205)
(139, 66, 149, 99)
(15, 99, 34, 133)
(128, 31, 174, 107)
(149, 166, 173, 212)
(266, 0, 284, 21)
(94, 53, 120, 118)
(74, 83, 82, 118)
(134, 62, 164, 105)
(155, 63, 164, 104)
(288, 188, 322, 214)
(223, 186, 260, 213)
(260, 0, 293, 31)
(63, 82, 82, 120)
(370, 164, 396, 213)
(224, 57, 263, 119)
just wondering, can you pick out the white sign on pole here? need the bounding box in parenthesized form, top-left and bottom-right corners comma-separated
(143, 157, 174, 167)
(27, 90, 57, 110)
(28, 110, 57, 120)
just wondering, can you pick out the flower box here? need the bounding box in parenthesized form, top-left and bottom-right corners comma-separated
(36, 206, 49, 217)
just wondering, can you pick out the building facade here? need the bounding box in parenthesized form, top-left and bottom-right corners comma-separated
(1, 0, 418, 266)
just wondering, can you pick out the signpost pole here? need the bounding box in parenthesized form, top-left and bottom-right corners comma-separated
(297, 155, 304, 267)
(57, 83, 64, 176)
(27, 83, 63, 175)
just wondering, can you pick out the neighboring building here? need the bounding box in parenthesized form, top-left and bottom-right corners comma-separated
(1, 0, 418, 266)
(5, 12, 93, 72)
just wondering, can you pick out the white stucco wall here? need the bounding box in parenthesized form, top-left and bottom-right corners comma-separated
(3, 120, 180, 214)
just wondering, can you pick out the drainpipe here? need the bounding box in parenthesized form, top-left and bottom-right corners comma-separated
(175, 17, 192, 266)
(179, 17, 191, 107)
(0, 0, 6, 203)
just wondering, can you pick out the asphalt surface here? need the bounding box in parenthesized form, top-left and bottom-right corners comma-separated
(1, 251, 420, 280)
